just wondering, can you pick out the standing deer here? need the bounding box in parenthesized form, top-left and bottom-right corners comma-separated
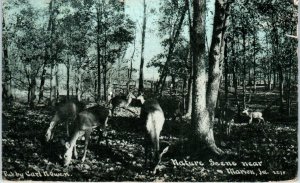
(137, 94, 165, 172)
(45, 101, 85, 142)
(242, 108, 265, 124)
(63, 105, 109, 166)
(109, 92, 136, 116)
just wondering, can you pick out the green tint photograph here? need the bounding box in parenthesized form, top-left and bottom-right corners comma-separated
(1, 0, 298, 182)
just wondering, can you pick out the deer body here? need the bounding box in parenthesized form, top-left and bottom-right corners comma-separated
(45, 101, 85, 142)
(137, 95, 165, 170)
(63, 106, 109, 166)
(110, 92, 135, 116)
(242, 109, 265, 124)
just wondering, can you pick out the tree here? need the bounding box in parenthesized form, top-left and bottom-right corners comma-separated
(138, 0, 147, 93)
(206, 0, 231, 122)
(154, 0, 188, 94)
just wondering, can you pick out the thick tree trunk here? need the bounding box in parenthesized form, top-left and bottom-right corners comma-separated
(190, 0, 222, 155)
(207, 0, 230, 123)
(2, 18, 13, 104)
(184, 0, 193, 118)
(138, 0, 146, 93)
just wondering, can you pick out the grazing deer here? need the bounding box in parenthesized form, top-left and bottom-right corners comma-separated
(109, 92, 136, 116)
(45, 101, 85, 142)
(242, 108, 265, 124)
(137, 94, 165, 172)
(63, 106, 109, 166)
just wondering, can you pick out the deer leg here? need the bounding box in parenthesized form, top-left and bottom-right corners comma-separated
(66, 121, 69, 137)
(81, 130, 92, 163)
(261, 117, 265, 124)
(111, 107, 115, 117)
(103, 117, 109, 146)
(45, 115, 59, 142)
(144, 134, 151, 169)
(249, 117, 252, 124)
(73, 144, 78, 159)
(154, 135, 160, 166)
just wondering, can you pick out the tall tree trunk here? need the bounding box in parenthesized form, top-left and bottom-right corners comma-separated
(242, 30, 246, 108)
(190, 0, 222, 154)
(103, 64, 107, 101)
(66, 58, 70, 99)
(55, 64, 59, 100)
(38, 0, 54, 103)
(185, 74, 193, 117)
(224, 39, 229, 104)
(253, 32, 257, 93)
(2, 18, 13, 104)
(138, 0, 146, 93)
(207, 0, 230, 122)
(156, 1, 188, 94)
(29, 74, 36, 108)
(96, 6, 103, 101)
(182, 77, 187, 113)
(49, 65, 53, 102)
(278, 65, 284, 112)
(127, 30, 136, 91)
(184, 0, 193, 117)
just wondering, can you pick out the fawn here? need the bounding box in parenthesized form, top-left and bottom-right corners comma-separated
(109, 92, 136, 116)
(63, 105, 109, 166)
(242, 108, 265, 124)
(45, 101, 85, 142)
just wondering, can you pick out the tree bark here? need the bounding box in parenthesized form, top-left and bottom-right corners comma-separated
(138, 0, 146, 93)
(38, 0, 54, 103)
(66, 58, 70, 99)
(96, 6, 102, 101)
(156, 0, 188, 94)
(242, 30, 246, 108)
(2, 18, 13, 104)
(207, 0, 230, 123)
(29, 74, 36, 108)
(253, 32, 257, 93)
(190, 0, 222, 155)
(184, 0, 193, 117)
(55, 64, 59, 100)
(224, 39, 229, 104)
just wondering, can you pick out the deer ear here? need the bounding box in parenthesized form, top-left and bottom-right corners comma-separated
(65, 142, 71, 149)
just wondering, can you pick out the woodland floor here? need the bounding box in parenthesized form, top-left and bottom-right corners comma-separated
(2, 90, 298, 182)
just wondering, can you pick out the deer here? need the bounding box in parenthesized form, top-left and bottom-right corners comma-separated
(109, 92, 136, 116)
(136, 94, 167, 173)
(45, 101, 85, 142)
(63, 105, 110, 166)
(242, 108, 265, 124)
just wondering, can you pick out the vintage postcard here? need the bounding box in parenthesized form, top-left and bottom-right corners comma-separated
(1, 0, 298, 182)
